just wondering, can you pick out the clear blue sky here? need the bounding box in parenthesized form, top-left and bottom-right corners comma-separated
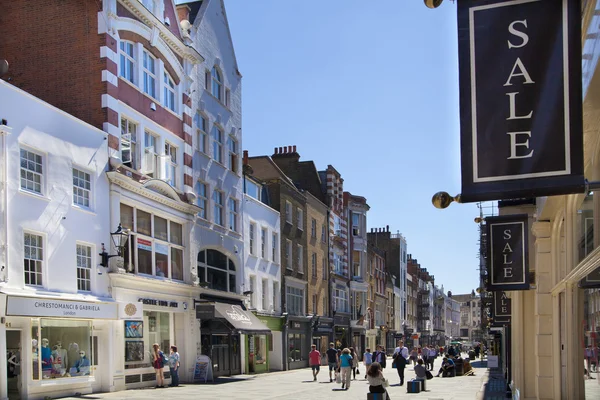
(222, 0, 481, 295)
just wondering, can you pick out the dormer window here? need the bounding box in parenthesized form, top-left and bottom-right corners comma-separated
(211, 66, 222, 101)
(163, 72, 176, 112)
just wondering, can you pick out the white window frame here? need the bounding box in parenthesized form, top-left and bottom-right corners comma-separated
(211, 66, 222, 101)
(196, 181, 208, 219)
(164, 141, 178, 187)
(213, 190, 224, 226)
(333, 287, 349, 313)
(72, 167, 92, 209)
(285, 285, 305, 316)
(249, 223, 256, 256)
(76, 243, 93, 292)
(261, 228, 267, 259)
(296, 208, 303, 230)
(142, 50, 156, 98)
(142, 130, 158, 177)
(19, 147, 44, 195)
(228, 136, 238, 173)
(195, 113, 208, 153)
(262, 278, 269, 311)
(352, 212, 361, 236)
(119, 40, 136, 84)
(272, 233, 278, 263)
(297, 244, 303, 273)
(120, 117, 138, 169)
(24, 232, 43, 287)
(286, 239, 292, 270)
(212, 125, 223, 163)
(285, 201, 292, 224)
(163, 71, 176, 112)
(228, 198, 238, 232)
(321, 225, 326, 243)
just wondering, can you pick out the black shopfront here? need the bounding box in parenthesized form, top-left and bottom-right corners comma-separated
(286, 317, 311, 370)
(312, 316, 334, 355)
(333, 314, 351, 349)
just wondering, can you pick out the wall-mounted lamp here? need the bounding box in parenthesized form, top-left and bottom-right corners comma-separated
(424, 0, 444, 8)
(99, 223, 130, 268)
(431, 191, 462, 209)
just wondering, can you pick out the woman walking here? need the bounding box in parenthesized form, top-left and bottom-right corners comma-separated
(410, 347, 418, 367)
(168, 345, 180, 387)
(366, 362, 391, 400)
(349, 347, 359, 380)
(363, 348, 373, 379)
(339, 348, 353, 390)
(152, 343, 165, 388)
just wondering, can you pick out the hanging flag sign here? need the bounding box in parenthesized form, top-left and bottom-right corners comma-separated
(493, 291, 511, 319)
(486, 214, 530, 291)
(457, 0, 584, 202)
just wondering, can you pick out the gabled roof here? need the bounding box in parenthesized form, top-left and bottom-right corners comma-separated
(247, 156, 302, 195)
(184, 0, 242, 77)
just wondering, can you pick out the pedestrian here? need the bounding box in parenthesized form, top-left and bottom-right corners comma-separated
(167, 345, 180, 387)
(392, 340, 408, 386)
(349, 347, 359, 380)
(414, 358, 427, 384)
(152, 343, 166, 388)
(410, 347, 418, 366)
(366, 362, 391, 400)
(325, 342, 338, 383)
(339, 348, 353, 390)
(585, 345, 595, 379)
(309, 344, 321, 381)
(422, 345, 429, 368)
(373, 345, 387, 369)
(428, 345, 437, 371)
(363, 348, 373, 379)
(435, 356, 455, 377)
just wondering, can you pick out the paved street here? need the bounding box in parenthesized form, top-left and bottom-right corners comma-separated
(60, 359, 488, 400)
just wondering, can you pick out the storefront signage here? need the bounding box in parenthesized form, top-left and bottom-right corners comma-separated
(137, 238, 152, 251)
(486, 214, 530, 291)
(6, 296, 117, 319)
(457, 0, 583, 202)
(196, 304, 214, 320)
(291, 322, 301, 329)
(118, 301, 143, 320)
(493, 291, 511, 319)
(138, 298, 179, 308)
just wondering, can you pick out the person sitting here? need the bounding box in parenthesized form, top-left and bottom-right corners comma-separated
(436, 357, 455, 377)
(414, 358, 427, 387)
(366, 362, 391, 400)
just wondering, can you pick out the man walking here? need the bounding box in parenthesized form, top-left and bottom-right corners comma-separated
(309, 344, 321, 381)
(326, 343, 338, 382)
(392, 340, 409, 386)
(427, 345, 437, 371)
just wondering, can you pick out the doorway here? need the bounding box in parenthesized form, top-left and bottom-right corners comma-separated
(6, 330, 22, 400)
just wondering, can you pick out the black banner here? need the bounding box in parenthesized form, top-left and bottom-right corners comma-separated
(493, 291, 511, 318)
(486, 214, 530, 291)
(458, 0, 584, 203)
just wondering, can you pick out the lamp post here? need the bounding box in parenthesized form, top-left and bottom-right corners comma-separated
(99, 223, 130, 270)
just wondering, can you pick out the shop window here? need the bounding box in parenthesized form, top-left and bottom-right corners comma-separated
(197, 249, 236, 292)
(154, 216, 168, 241)
(31, 318, 94, 380)
(125, 311, 170, 369)
(171, 247, 183, 281)
(288, 333, 306, 362)
(253, 335, 267, 366)
(137, 209, 152, 236)
(577, 192, 595, 262)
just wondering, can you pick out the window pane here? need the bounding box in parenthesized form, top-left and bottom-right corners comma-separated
(137, 242, 152, 275)
(155, 245, 168, 278)
(40, 319, 93, 378)
(170, 221, 183, 245)
(171, 247, 183, 281)
(206, 249, 227, 270)
(120, 204, 134, 231)
(207, 268, 227, 291)
(154, 216, 168, 241)
(137, 210, 152, 236)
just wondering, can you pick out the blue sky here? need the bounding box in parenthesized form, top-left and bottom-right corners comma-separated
(220, 0, 481, 295)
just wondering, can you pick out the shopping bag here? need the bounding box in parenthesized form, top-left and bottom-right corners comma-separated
(425, 370, 433, 380)
(335, 372, 341, 384)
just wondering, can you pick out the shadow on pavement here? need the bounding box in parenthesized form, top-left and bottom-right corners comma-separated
(470, 360, 488, 369)
(482, 367, 509, 399)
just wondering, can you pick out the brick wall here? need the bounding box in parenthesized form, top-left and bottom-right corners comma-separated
(0, 0, 106, 130)
(307, 199, 329, 316)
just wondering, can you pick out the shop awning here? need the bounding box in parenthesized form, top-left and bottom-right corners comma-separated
(196, 302, 271, 335)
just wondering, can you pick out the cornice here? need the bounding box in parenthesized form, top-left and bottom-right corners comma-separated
(114, 1, 203, 64)
(109, 272, 200, 297)
(107, 171, 200, 215)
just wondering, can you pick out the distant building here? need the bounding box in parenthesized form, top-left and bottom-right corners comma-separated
(452, 292, 482, 342)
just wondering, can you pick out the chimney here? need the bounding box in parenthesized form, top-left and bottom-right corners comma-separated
(287, 145, 293, 153)
(278, 146, 283, 154)
(176, 4, 191, 24)
(274, 147, 278, 155)
(386, 225, 389, 232)
(293, 145, 297, 152)
(243, 150, 249, 165)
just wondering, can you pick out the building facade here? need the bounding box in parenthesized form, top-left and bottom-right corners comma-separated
(453, 293, 481, 342)
(444, 293, 461, 344)
(0, 81, 114, 400)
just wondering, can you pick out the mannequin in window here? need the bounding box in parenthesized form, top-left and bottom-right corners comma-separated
(71, 350, 91, 376)
(40, 338, 53, 376)
(53, 341, 68, 372)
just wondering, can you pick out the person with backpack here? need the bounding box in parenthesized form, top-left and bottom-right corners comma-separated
(152, 343, 166, 388)
(392, 340, 409, 386)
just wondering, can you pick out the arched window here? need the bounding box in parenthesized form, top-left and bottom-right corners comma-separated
(197, 249, 236, 292)
(211, 66, 222, 101)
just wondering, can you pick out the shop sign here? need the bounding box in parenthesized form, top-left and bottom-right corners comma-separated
(118, 301, 143, 320)
(457, 0, 583, 202)
(138, 297, 179, 308)
(493, 291, 511, 319)
(137, 238, 152, 251)
(6, 296, 118, 319)
(196, 304, 214, 320)
(291, 322, 301, 329)
(486, 214, 530, 291)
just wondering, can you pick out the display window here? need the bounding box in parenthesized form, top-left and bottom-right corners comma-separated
(31, 319, 94, 380)
(288, 333, 306, 362)
(124, 311, 170, 369)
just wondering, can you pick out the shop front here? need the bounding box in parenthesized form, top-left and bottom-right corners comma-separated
(110, 278, 197, 390)
(251, 313, 284, 372)
(196, 301, 271, 377)
(312, 317, 334, 357)
(366, 329, 378, 352)
(0, 294, 117, 400)
(333, 314, 351, 349)
(286, 317, 311, 370)
(350, 322, 366, 357)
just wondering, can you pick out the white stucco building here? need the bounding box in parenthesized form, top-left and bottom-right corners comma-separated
(0, 80, 114, 400)
(242, 172, 282, 372)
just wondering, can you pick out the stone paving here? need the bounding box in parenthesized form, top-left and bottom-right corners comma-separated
(59, 359, 488, 400)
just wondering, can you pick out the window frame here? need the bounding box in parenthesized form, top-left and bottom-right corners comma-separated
(272, 233, 279, 263)
(321, 225, 326, 243)
(19, 147, 44, 195)
(164, 141, 178, 187)
(119, 40, 136, 84)
(196, 249, 237, 292)
(296, 208, 303, 230)
(76, 243, 93, 292)
(311, 252, 317, 278)
(228, 198, 238, 232)
(211, 125, 224, 164)
(352, 212, 361, 236)
(285, 201, 293, 224)
(262, 278, 269, 311)
(297, 244, 303, 274)
(211, 66, 223, 101)
(72, 167, 92, 209)
(163, 71, 176, 112)
(120, 117, 138, 169)
(261, 228, 267, 259)
(213, 190, 224, 226)
(24, 231, 44, 287)
(228, 135, 238, 173)
(196, 181, 208, 219)
(142, 50, 157, 99)
(249, 223, 256, 256)
(311, 218, 316, 238)
(286, 239, 293, 270)
(195, 112, 208, 154)
(286, 285, 305, 316)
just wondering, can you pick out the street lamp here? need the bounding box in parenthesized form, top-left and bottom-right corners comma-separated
(431, 191, 462, 209)
(99, 223, 130, 268)
(424, 0, 444, 8)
